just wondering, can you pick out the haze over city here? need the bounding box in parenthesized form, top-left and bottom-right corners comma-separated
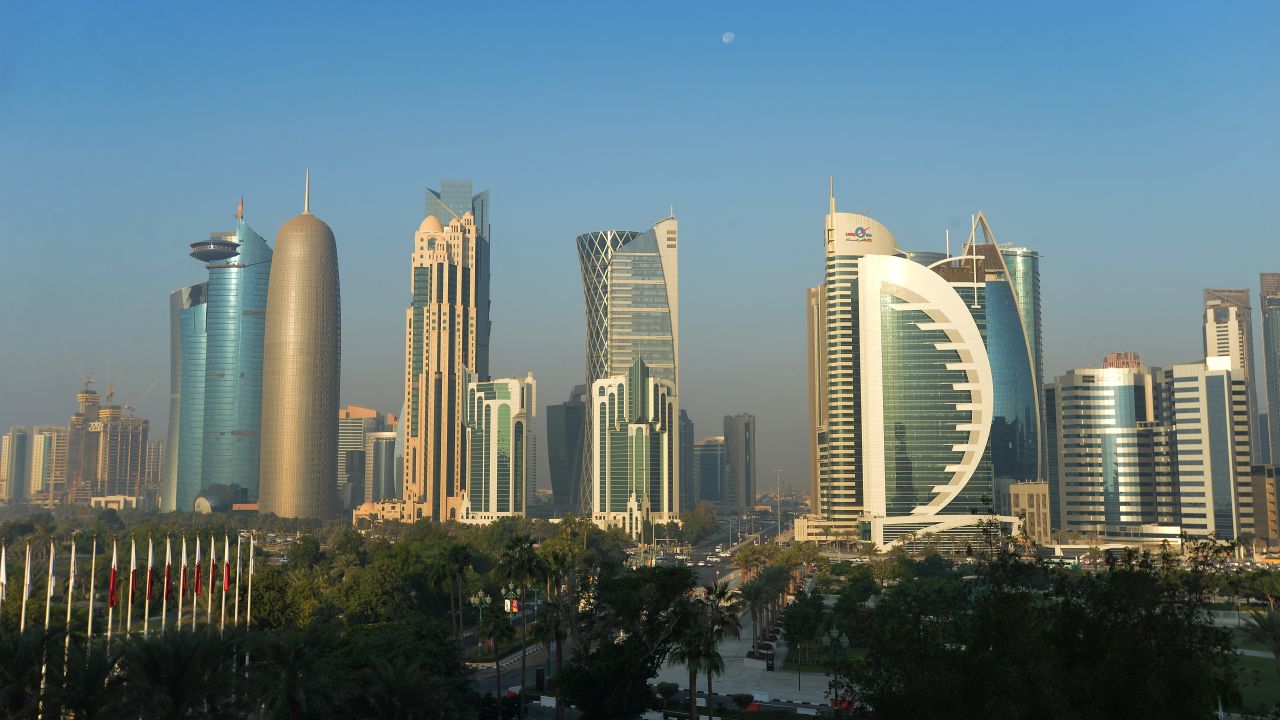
(1, 1, 1277, 490)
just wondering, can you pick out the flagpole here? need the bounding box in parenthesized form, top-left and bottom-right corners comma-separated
(246, 534, 254, 629)
(38, 541, 54, 720)
(178, 537, 187, 633)
(192, 537, 200, 632)
(220, 535, 229, 636)
(21, 543, 31, 633)
(0, 545, 7, 630)
(63, 539, 75, 689)
(144, 538, 153, 637)
(234, 534, 242, 626)
(207, 536, 215, 627)
(106, 540, 117, 646)
(162, 537, 171, 634)
(86, 538, 97, 644)
(127, 537, 137, 635)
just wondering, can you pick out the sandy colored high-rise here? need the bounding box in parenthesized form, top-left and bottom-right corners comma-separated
(259, 175, 341, 518)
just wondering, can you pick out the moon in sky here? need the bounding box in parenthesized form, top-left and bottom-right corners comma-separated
(722, 32, 735, 45)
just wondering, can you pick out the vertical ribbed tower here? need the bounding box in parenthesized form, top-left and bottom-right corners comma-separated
(259, 174, 341, 518)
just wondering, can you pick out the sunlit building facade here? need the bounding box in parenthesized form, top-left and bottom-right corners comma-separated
(29, 425, 68, 507)
(578, 214, 681, 522)
(800, 190, 999, 548)
(460, 373, 535, 523)
(590, 360, 678, 538)
(1204, 289, 1259, 462)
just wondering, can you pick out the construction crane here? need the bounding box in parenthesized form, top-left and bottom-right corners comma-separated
(62, 347, 95, 393)
(122, 376, 162, 417)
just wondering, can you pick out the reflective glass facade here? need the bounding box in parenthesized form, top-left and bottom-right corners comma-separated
(694, 437, 725, 502)
(546, 386, 586, 513)
(200, 219, 272, 496)
(171, 282, 207, 511)
(1262, 274, 1280, 465)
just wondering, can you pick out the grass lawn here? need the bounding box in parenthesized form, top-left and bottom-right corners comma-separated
(1235, 654, 1280, 716)
(1233, 628, 1274, 654)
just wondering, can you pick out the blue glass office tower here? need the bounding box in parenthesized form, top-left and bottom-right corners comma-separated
(200, 214, 272, 496)
(166, 202, 272, 511)
(166, 283, 206, 511)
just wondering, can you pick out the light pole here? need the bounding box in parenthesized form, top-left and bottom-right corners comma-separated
(469, 590, 492, 652)
(776, 469, 782, 539)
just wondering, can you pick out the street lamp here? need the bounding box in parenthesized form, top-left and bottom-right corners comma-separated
(470, 590, 492, 651)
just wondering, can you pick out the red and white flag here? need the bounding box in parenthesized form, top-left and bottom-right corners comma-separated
(222, 536, 231, 593)
(194, 537, 202, 596)
(108, 541, 118, 609)
(180, 537, 188, 597)
(164, 537, 172, 602)
(208, 537, 217, 600)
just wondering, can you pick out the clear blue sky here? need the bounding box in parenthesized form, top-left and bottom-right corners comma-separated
(1, 2, 1277, 492)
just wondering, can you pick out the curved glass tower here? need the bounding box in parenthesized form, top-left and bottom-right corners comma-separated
(168, 283, 207, 511)
(577, 215, 680, 517)
(200, 216, 272, 497)
(808, 190, 996, 547)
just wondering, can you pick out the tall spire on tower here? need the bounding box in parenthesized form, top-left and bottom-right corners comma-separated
(236, 196, 244, 221)
(303, 171, 311, 215)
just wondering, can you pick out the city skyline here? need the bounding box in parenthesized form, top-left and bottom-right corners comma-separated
(3, 3, 1279, 494)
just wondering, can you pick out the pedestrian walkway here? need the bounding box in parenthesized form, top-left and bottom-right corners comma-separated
(655, 611, 832, 707)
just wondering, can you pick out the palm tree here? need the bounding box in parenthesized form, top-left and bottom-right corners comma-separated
(496, 536, 546, 720)
(445, 542, 473, 644)
(119, 629, 238, 719)
(702, 581, 742, 715)
(738, 579, 767, 655)
(1244, 609, 1280, 676)
(52, 635, 126, 720)
(249, 623, 338, 720)
(670, 601, 709, 720)
(479, 596, 516, 705)
(0, 628, 47, 718)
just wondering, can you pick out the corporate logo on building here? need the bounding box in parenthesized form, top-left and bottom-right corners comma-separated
(846, 227, 873, 242)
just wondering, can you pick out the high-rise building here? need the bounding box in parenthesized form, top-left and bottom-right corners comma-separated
(1009, 481, 1051, 545)
(679, 409, 695, 512)
(143, 439, 163, 506)
(1, 427, 29, 502)
(165, 282, 207, 511)
(806, 285, 826, 509)
(1252, 465, 1279, 549)
(949, 217, 1042, 488)
(363, 431, 398, 504)
(336, 405, 395, 509)
(29, 425, 68, 507)
(199, 203, 273, 497)
(1204, 289, 1259, 462)
(1053, 356, 1253, 542)
(66, 384, 102, 505)
(1154, 358, 1254, 540)
(259, 175, 341, 519)
(546, 385, 587, 513)
(577, 213, 680, 520)
(166, 200, 273, 511)
(723, 414, 756, 512)
(694, 436, 725, 503)
(93, 405, 150, 499)
(799, 188, 998, 548)
(1043, 384, 1060, 531)
(590, 359, 678, 538)
(401, 182, 490, 522)
(460, 373, 535, 523)
(1261, 274, 1280, 465)
(1053, 365, 1158, 535)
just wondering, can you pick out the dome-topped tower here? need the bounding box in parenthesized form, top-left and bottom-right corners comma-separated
(259, 172, 341, 518)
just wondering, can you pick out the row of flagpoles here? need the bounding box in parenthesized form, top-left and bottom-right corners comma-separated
(0, 534, 256, 642)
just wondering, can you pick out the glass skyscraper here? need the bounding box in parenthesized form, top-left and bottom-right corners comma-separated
(166, 204, 271, 512)
(577, 214, 680, 522)
(694, 436, 725, 503)
(546, 385, 586, 513)
(1261, 273, 1280, 465)
(801, 189, 997, 548)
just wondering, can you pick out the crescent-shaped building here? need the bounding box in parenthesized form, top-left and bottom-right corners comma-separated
(258, 175, 341, 518)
